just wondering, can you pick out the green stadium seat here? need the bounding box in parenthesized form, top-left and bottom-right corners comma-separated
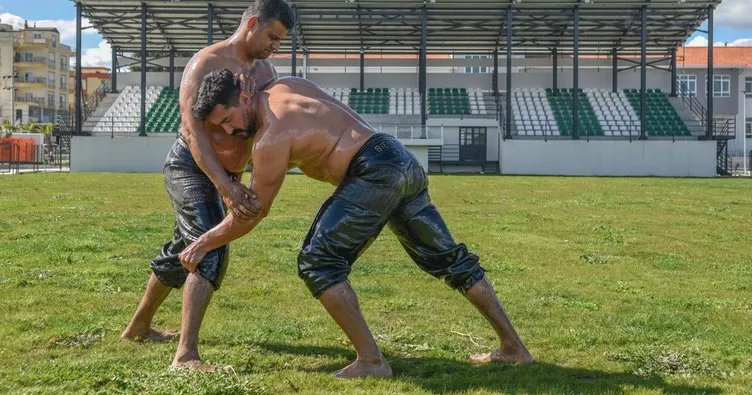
(623, 88, 689, 137)
(346, 88, 390, 115)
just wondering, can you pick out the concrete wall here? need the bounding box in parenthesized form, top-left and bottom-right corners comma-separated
(499, 140, 717, 177)
(71, 135, 176, 172)
(70, 135, 436, 173)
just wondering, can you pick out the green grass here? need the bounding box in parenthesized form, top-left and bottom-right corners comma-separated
(1, 173, 751, 394)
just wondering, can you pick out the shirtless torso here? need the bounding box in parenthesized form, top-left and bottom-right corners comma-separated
(252, 77, 376, 185)
(179, 41, 278, 174)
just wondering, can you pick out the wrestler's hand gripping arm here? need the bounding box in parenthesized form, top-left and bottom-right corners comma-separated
(179, 137, 291, 272)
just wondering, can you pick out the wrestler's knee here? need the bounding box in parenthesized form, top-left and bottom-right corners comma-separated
(195, 244, 230, 291)
(414, 243, 486, 294)
(297, 249, 351, 298)
(151, 257, 187, 289)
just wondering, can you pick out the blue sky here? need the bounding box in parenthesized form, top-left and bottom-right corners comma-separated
(2, 0, 752, 67)
(1, 0, 103, 50)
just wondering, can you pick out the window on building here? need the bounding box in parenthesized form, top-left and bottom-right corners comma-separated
(33, 33, 42, 39)
(60, 96, 65, 108)
(48, 92, 55, 106)
(462, 55, 490, 74)
(24, 52, 33, 61)
(746, 119, 751, 139)
(705, 75, 731, 97)
(677, 75, 697, 96)
(745, 77, 752, 96)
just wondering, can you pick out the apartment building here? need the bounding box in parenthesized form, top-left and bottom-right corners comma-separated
(0, 22, 73, 125)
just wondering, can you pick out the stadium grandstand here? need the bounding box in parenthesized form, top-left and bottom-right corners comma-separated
(65, 0, 745, 177)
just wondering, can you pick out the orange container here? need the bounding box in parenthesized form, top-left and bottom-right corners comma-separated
(0, 138, 37, 162)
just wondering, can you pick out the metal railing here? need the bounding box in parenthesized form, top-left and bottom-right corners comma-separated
(0, 141, 67, 173)
(677, 81, 707, 126)
(19, 97, 46, 105)
(15, 77, 46, 84)
(82, 79, 112, 122)
(14, 37, 55, 46)
(86, 115, 143, 137)
(712, 118, 736, 139)
(14, 55, 47, 64)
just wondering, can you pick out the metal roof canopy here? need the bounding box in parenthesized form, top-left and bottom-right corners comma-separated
(75, 0, 720, 55)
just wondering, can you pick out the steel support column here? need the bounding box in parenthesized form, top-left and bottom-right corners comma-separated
(572, 5, 580, 140)
(707, 6, 714, 139)
(360, 50, 365, 91)
(207, 3, 214, 45)
(640, 5, 648, 140)
(139, 3, 147, 136)
(612, 48, 618, 93)
(168, 48, 175, 89)
(493, 48, 499, 100)
(419, 8, 427, 127)
(111, 45, 118, 93)
(75, 2, 82, 135)
(291, 22, 297, 77)
(670, 48, 677, 97)
(505, 6, 512, 139)
(552, 47, 558, 91)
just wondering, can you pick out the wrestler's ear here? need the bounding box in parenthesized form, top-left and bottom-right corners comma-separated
(245, 16, 259, 33)
(239, 90, 250, 105)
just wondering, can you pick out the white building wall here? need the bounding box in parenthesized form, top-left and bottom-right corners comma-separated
(500, 140, 716, 177)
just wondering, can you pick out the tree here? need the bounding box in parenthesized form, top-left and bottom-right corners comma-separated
(1, 119, 11, 138)
(42, 123, 54, 136)
(42, 123, 55, 146)
(21, 122, 37, 132)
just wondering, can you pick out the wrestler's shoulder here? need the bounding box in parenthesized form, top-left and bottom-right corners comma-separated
(185, 47, 227, 72)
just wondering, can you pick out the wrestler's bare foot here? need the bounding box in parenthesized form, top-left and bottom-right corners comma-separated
(170, 360, 233, 373)
(470, 347, 533, 364)
(335, 358, 393, 379)
(120, 328, 178, 342)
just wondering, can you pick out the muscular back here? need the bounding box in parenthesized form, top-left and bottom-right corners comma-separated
(253, 77, 375, 185)
(180, 41, 278, 173)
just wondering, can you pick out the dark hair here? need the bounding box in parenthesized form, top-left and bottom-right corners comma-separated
(241, 0, 295, 30)
(192, 69, 240, 120)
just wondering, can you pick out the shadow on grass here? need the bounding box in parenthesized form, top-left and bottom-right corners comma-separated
(256, 342, 719, 394)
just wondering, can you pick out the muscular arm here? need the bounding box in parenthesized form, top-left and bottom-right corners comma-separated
(180, 57, 236, 196)
(189, 131, 291, 254)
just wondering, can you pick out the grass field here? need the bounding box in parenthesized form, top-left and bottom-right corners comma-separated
(1, 173, 751, 394)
